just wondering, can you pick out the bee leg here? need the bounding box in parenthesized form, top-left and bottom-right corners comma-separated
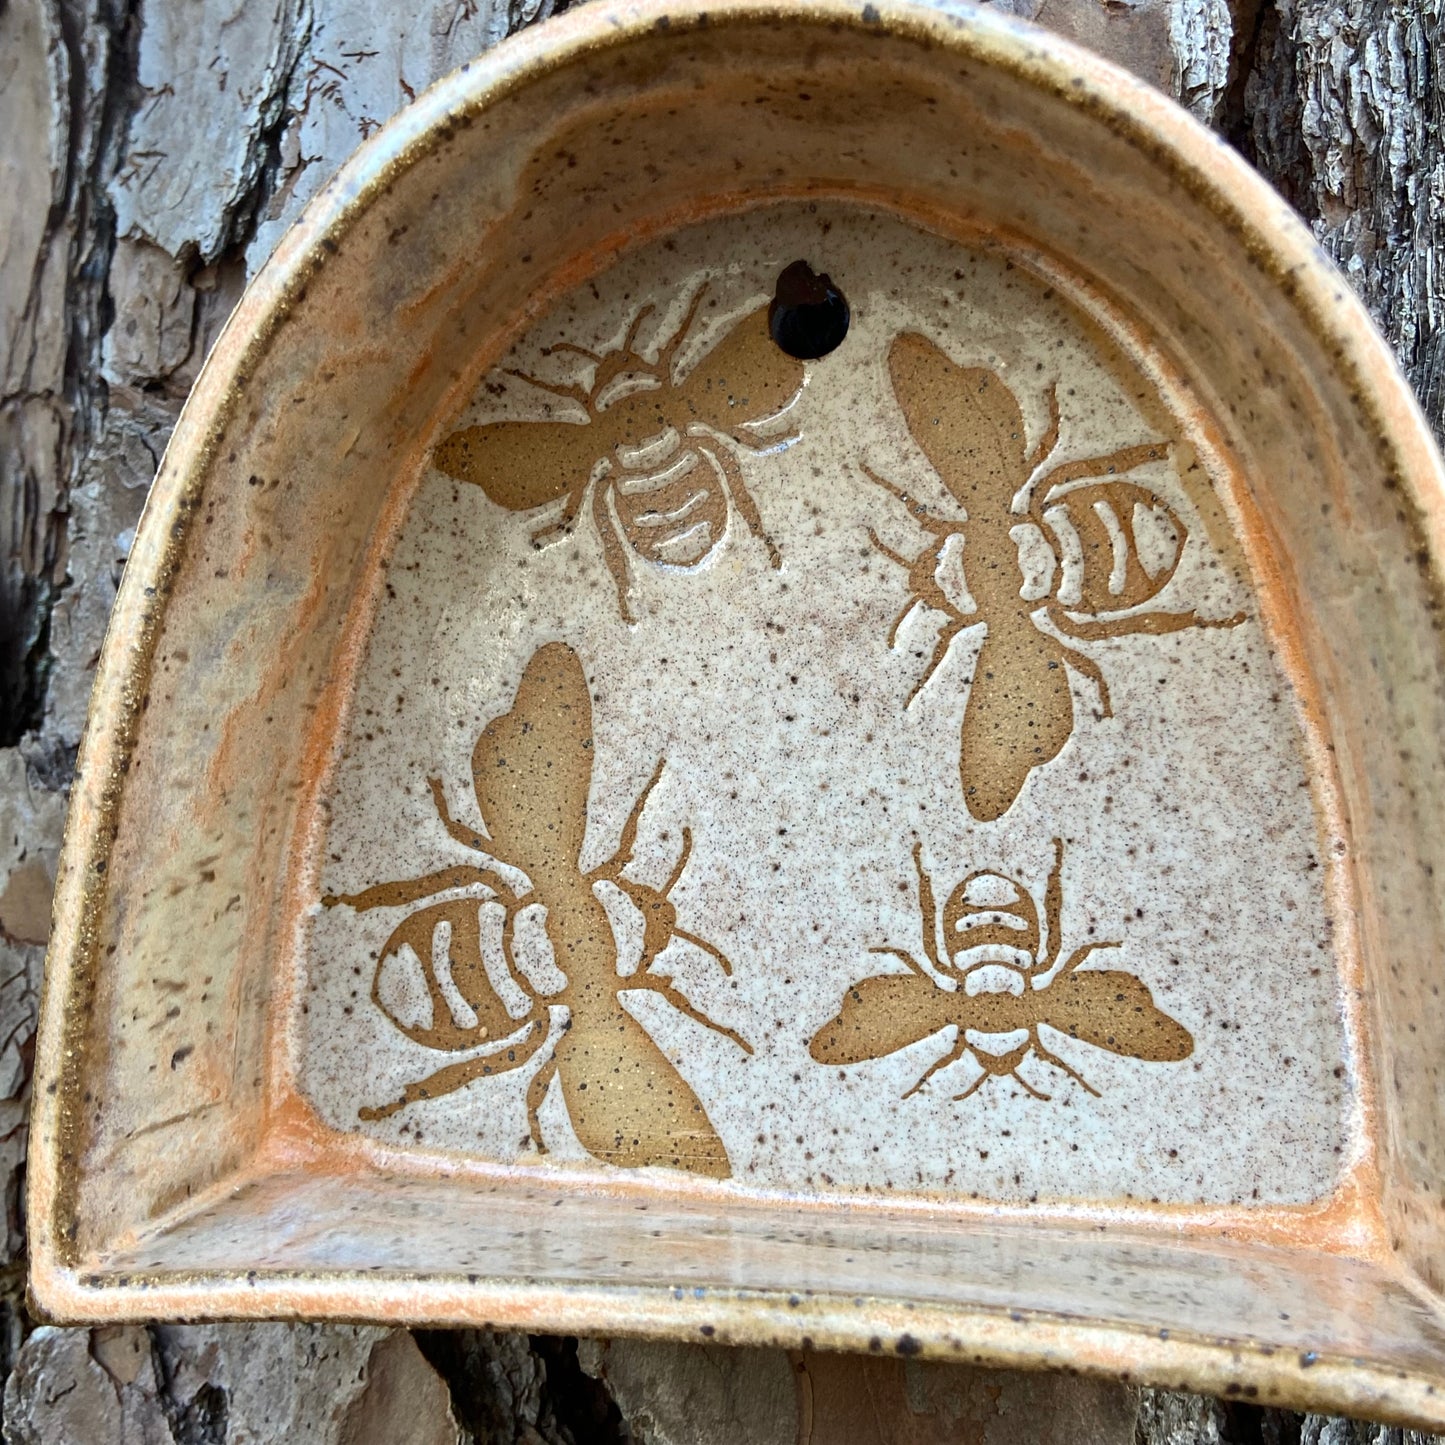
(886, 598, 924, 649)
(860, 460, 913, 506)
(641, 978, 753, 1055)
(529, 519, 570, 549)
(866, 946, 931, 979)
(672, 926, 735, 978)
(707, 444, 781, 569)
(1046, 600, 1247, 642)
(998, 1065, 1052, 1102)
(866, 526, 911, 573)
(358, 1023, 544, 1121)
(528, 468, 599, 552)
(950, 1066, 991, 1102)
(426, 776, 514, 868)
(904, 614, 968, 708)
(325, 862, 515, 912)
(1055, 939, 1124, 977)
(864, 531, 930, 647)
(1113, 607, 1251, 634)
(859, 463, 956, 533)
(525, 1054, 557, 1155)
(1051, 638, 1112, 718)
(1029, 1030, 1101, 1098)
(710, 424, 802, 456)
(903, 1030, 970, 1099)
(529, 506, 581, 550)
(593, 480, 638, 624)
(1031, 441, 1169, 506)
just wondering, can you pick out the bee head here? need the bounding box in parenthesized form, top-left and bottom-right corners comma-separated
(941, 870, 1040, 977)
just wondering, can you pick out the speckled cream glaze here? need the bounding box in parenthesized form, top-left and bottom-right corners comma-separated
(300, 203, 1352, 1206)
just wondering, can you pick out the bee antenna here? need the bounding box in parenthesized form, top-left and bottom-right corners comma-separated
(663, 827, 694, 895)
(868, 945, 929, 979)
(909, 848, 948, 979)
(605, 756, 666, 877)
(1042, 839, 1066, 971)
(545, 340, 606, 365)
(501, 366, 592, 408)
(1026, 382, 1062, 474)
(654, 284, 709, 376)
(623, 301, 658, 357)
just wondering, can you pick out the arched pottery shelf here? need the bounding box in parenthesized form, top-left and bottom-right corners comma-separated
(28, 0, 1445, 1427)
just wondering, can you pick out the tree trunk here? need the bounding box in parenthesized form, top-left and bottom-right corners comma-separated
(0, 0, 1439, 1439)
(1241, 0, 1444, 438)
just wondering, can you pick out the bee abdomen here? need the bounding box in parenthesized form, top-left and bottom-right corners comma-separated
(1042, 481, 1185, 613)
(611, 448, 729, 568)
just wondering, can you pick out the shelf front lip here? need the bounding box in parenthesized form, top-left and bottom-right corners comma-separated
(26, 1259, 1445, 1431)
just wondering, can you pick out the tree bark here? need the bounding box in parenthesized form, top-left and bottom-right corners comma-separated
(1241, 0, 1444, 437)
(0, 0, 1440, 1439)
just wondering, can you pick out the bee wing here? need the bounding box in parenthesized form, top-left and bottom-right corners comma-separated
(676, 306, 806, 433)
(553, 997, 731, 1178)
(959, 621, 1075, 822)
(1046, 481, 1186, 612)
(1044, 968, 1194, 1062)
(809, 972, 956, 1066)
(471, 641, 593, 877)
(887, 333, 1027, 514)
(373, 899, 534, 1053)
(433, 416, 602, 512)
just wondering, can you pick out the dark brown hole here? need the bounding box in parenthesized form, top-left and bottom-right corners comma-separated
(769, 260, 849, 359)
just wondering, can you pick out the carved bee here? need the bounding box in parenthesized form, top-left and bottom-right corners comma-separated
(866, 332, 1246, 821)
(809, 839, 1193, 1100)
(434, 286, 806, 623)
(324, 641, 749, 1178)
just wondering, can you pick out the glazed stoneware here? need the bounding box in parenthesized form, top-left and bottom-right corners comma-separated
(28, 0, 1445, 1427)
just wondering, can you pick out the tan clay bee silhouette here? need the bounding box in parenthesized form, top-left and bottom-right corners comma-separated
(809, 839, 1193, 1100)
(434, 287, 806, 623)
(324, 641, 749, 1178)
(866, 332, 1246, 821)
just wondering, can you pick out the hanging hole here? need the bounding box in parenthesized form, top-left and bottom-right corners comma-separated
(768, 261, 850, 360)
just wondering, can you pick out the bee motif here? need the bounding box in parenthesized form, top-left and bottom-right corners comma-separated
(323, 641, 750, 1178)
(809, 839, 1193, 1100)
(866, 332, 1247, 821)
(434, 286, 806, 623)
